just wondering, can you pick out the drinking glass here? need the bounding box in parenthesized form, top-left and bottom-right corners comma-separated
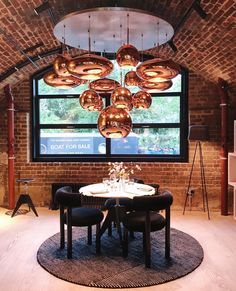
(103, 177, 109, 191)
(109, 176, 118, 192)
(128, 178, 134, 191)
(123, 175, 130, 191)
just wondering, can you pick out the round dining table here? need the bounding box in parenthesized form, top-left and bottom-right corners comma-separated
(80, 182, 155, 247)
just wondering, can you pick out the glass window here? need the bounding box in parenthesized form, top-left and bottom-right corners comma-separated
(39, 98, 100, 124)
(32, 58, 188, 162)
(40, 129, 106, 155)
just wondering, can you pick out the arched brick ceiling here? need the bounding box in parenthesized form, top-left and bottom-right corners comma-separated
(0, 0, 235, 93)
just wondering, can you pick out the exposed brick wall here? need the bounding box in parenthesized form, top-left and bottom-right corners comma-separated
(1, 70, 234, 213)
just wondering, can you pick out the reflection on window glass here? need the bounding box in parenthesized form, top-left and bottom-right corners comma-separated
(39, 98, 100, 124)
(40, 129, 106, 155)
(131, 97, 180, 123)
(111, 128, 180, 155)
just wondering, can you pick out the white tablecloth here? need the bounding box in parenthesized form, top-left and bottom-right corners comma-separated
(80, 183, 155, 199)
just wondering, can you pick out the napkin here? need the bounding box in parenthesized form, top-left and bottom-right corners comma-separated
(136, 185, 152, 192)
(90, 189, 108, 194)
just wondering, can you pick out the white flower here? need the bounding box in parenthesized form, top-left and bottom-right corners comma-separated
(108, 162, 141, 178)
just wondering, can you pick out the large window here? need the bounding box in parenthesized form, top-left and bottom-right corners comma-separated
(32, 59, 188, 162)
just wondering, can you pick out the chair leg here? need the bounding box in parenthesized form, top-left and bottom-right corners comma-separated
(165, 207, 171, 258)
(67, 208, 72, 259)
(96, 223, 101, 254)
(144, 231, 151, 268)
(144, 211, 151, 268)
(130, 230, 135, 239)
(108, 222, 112, 236)
(143, 232, 146, 253)
(123, 228, 129, 257)
(60, 206, 65, 249)
(87, 225, 92, 245)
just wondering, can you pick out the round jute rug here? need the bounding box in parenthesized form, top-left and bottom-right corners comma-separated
(37, 228, 203, 288)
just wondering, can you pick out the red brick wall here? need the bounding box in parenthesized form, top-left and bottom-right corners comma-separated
(0, 71, 234, 212)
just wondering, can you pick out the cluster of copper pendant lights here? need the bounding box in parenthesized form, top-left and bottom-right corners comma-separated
(44, 23, 180, 138)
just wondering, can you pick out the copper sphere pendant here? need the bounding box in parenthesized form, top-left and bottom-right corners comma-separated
(111, 87, 133, 111)
(67, 54, 113, 80)
(132, 91, 152, 109)
(139, 79, 173, 92)
(89, 78, 121, 93)
(116, 44, 139, 68)
(79, 89, 102, 111)
(94, 98, 104, 111)
(124, 71, 141, 86)
(53, 52, 71, 77)
(98, 106, 132, 138)
(43, 71, 82, 89)
(136, 58, 180, 82)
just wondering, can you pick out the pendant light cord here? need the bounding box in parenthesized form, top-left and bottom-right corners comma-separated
(127, 13, 129, 45)
(88, 14, 91, 53)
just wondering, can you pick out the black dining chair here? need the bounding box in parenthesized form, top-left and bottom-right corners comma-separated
(55, 186, 104, 259)
(122, 191, 173, 267)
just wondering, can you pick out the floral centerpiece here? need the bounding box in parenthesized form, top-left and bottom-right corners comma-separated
(108, 162, 141, 180)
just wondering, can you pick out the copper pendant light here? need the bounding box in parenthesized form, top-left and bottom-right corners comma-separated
(98, 105, 132, 138)
(89, 78, 120, 93)
(139, 79, 173, 92)
(136, 58, 180, 82)
(79, 89, 102, 111)
(94, 98, 104, 111)
(67, 53, 113, 80)
(111, 87, 133, 111)
(43, 71, 82, 89)
(116, 44, 139, 68)
(132, 91, 152, 109)
(53, 52, 71, 77)
(124, 71, 141, 86)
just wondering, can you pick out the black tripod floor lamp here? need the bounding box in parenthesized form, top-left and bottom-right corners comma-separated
(183, 125, 210, 219)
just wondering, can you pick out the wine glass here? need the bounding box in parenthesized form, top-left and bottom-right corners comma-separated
(102, 177, 109, 191)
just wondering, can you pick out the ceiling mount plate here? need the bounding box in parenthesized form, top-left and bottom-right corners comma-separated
(53, 7, 174, 53)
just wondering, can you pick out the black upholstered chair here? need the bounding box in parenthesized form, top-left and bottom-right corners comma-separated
(122, 191, 173, 267)
(55, 186, 104, 259)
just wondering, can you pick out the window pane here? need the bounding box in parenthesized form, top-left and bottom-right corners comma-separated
(40, 129, 106, 155)
(131, 96, 180, 123)
(39, 98, 100, 124)
(111, 128, 180, 155)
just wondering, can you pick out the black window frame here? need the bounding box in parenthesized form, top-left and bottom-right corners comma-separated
(31, 61, 188, 163)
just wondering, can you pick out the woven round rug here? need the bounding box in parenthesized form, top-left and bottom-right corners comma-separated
(37, 228, 203, 288)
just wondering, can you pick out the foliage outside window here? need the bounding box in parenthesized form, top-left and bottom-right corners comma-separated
(32, 60, 188, 162)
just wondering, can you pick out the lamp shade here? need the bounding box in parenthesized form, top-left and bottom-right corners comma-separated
(89, 78, 120, 93)
(67, 53, 113, 80)
(124, 71, 141, 86)
(79, 89, 102, 111)
(188, 125, 209, 141)
(132, 91, 152, 109)
(43, 71, 82, 89)
(138, 79, 173, 92)
(98, 106, 132, 138)
(136, 58, 180, 82)
(116, 44, 139, 68)
(53, 53, 71, 77)
(111, 87, 133, 111)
